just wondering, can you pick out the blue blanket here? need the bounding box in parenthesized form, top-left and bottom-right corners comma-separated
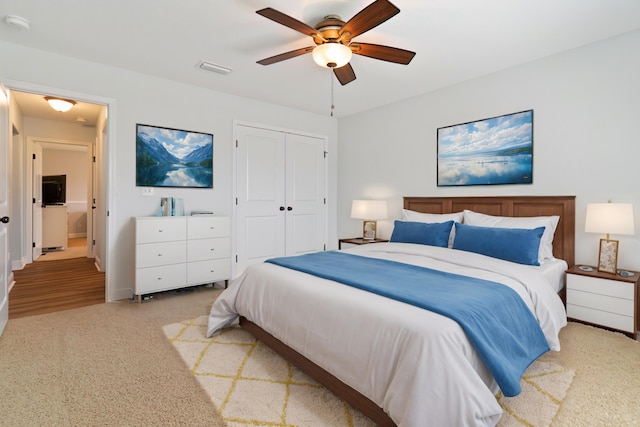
(266, 251, 549, 397)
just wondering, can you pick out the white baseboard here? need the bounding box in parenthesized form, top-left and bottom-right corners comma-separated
(94, 255, 102, 272)
(7, 272, 15, 293)
(68, 233, 87, 239)
(11, 258, 26, 271)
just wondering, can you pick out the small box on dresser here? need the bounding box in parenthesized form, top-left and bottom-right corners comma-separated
(566, 265, 639, 339)
(135, 216, 230, 302)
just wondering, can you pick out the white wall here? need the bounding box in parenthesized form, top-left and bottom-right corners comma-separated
(42, 146, 89, 236)
(0, 40, 338, 301)
(338, 30, 640, 271)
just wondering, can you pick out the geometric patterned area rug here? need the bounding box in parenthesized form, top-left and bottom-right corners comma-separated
(163, 316, 574, 427)
(497, 360, 575, 427)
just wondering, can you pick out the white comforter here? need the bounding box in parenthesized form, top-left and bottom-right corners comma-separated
(207, 243, 567, 427)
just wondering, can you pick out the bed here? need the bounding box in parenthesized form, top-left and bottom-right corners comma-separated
(207, 195, 575, 426)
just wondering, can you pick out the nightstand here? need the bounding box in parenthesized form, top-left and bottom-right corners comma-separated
(339, 237, 389, 250)
(566, 265, 639, 339)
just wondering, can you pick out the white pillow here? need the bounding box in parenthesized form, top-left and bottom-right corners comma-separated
(402, 209, 464, 223)
(462, 210, 560, 263)
(401, 210, 464, 247)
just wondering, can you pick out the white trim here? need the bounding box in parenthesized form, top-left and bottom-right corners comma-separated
(11, 257, 25, 271)
(26, 136, 92, 263)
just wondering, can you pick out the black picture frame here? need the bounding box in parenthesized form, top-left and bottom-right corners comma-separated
(136, 123, 213, 188)
(437, 110, 533, 187)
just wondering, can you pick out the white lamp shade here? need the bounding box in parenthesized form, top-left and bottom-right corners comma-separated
(585, 203, 635, 235)
(351, 200, 388, 220)
(312, 43, 352, 68)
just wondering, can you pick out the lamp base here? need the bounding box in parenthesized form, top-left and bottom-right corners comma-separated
(597, 238, 619, 274)
(362, 220, 377, 240)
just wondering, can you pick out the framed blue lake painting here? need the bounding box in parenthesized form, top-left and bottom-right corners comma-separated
(437, 110, 533, 187)
(136, 124, 213, 188)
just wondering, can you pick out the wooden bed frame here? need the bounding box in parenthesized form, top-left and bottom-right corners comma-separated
(240, 195, 576, 427)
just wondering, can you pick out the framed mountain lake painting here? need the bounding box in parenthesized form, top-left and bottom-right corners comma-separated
(437, 110, 533, 187)
(136, 124, 213, 188)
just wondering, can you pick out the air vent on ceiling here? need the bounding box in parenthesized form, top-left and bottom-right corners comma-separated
(197, 60, 232, 75)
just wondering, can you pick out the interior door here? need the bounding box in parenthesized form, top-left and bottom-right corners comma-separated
(0, 82, 10, 335)
(92, 133, 100, 257)
(86, 142, 96, 258)
(285, 133, 326, 256)
(32, 143, 43, 260)
(235, 125, 286, 275)
(235, 124, 327, 277)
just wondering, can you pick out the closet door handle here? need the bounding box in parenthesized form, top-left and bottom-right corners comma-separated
(287, 206, 293, 211)
(0, 216, 9, 224)
(279, 206, 285, 211)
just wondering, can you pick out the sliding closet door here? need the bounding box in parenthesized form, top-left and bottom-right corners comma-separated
(235, 124, 326, 276)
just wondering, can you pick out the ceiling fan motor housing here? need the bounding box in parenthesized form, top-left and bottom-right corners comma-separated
(313, 15, 348, 45)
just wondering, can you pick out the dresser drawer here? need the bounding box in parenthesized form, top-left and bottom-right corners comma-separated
(187, 259, 230, 285)
(567, 303, 634, 333)
(566, 274, 634, 300)
(567, 288, 634, 317)
(136, 241, 186, 268)
(187, 216, 230, 239)
(187, 237, 230, 262)
(136, 263, 187, 294)
(136, 217, 187, 244)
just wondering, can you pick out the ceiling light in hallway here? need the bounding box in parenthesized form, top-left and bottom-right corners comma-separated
(44, 96, 77, 112)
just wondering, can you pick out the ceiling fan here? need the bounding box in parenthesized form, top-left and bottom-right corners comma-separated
(256, 0, 416, 86)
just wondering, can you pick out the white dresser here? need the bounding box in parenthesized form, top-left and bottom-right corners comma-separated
(42, 205, 68, 250)
(135, 216, 230, 302)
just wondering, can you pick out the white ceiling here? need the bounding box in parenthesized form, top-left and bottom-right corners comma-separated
(2, 0, 640, 119)
(11, 90, 103, 127)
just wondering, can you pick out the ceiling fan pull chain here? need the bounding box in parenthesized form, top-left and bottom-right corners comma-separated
(330, 70, 335, 117)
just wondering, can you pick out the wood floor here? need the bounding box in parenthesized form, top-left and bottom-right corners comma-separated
(9, 257, 105, 319)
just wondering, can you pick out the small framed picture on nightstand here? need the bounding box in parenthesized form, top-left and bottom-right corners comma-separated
(597, 238, 619, 274)
(363, 221, 377, 240)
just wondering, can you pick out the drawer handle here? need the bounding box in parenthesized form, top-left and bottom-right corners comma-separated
(209, 226, 215, 229)
(210, 270, 215, 273)
(158, 229, 163, 232)
(157, 254, 163, 256)
(157, 277, 162, 280)
(210, 248, 215, 251)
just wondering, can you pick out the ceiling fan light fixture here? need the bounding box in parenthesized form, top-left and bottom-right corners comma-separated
(44, 96, 76, 112)
(312, 43, 352, 69)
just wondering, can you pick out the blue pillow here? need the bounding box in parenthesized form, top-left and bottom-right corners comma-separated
(452, 223, 544, 266)
(390, 220, 454, 248)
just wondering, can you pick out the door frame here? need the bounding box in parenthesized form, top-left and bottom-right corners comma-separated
(26, 137, 94, 263)
(4, 78, 115, 302)
(232, 119, 329, 278)
(0, 82, 9, 336)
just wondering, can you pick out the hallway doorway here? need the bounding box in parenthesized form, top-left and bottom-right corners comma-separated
(7, 86, 110, 315)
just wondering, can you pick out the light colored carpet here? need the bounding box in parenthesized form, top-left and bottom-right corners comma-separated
(163, 317, 575, 426)
(0, 285, 226, 427)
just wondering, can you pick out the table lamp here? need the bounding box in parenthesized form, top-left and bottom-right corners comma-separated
(585, 202, 634, 274)
(351, 200, 388, 240)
